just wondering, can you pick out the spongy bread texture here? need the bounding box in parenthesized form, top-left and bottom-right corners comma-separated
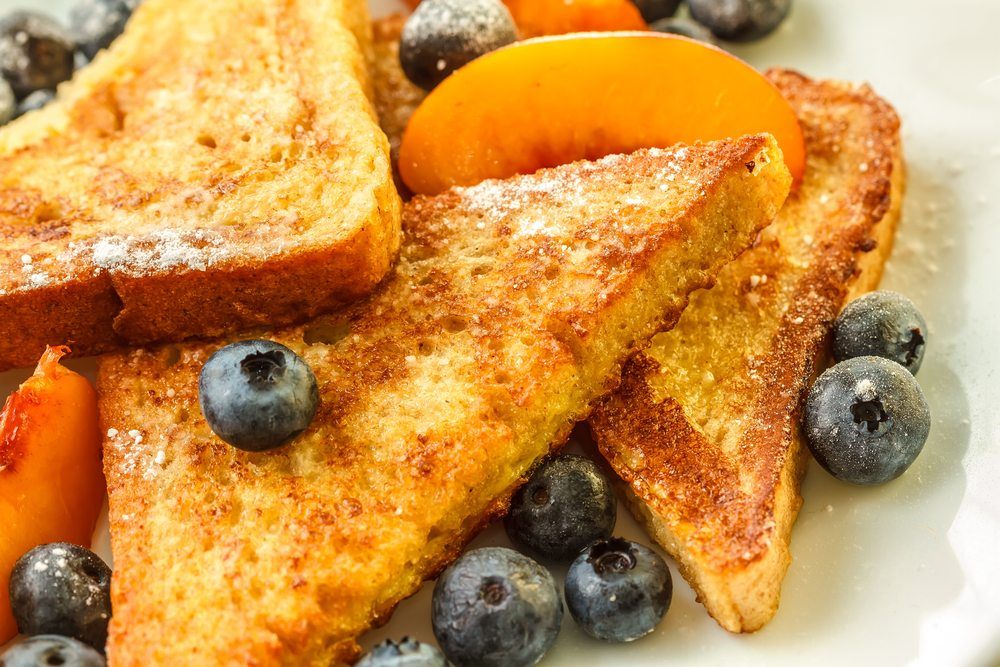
(98, 137, 790, 665)
(0, 0, 401, 370)
(590, 69, 904, 633)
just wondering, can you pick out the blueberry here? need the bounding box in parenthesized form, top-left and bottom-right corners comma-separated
(69, 0, 140, 61)
(0, 77, 13, 125)
(357, 638, 448, 667)
(631, 0, 682, 23)
(9, 544, 112, 652)
(564, 538, 672, 642)
(198, 339, 319, 452)
(650, 17, 718, 43)
(399, 0, 517, 91)
(504, 454, 616, 561)
(432, 547, 561, 667)
(688, 0, 791, 42)
(833, 290, 928, 375)
(0, 11, 76, 100)
(0, 635, 105, 667)
(804, 356, 931, 485)
(15, 89, 55, 118)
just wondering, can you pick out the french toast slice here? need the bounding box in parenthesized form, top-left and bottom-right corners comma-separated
(589, 69, 904, 632)
(0, 0, 401, 371)
(97, 138, 791, 665)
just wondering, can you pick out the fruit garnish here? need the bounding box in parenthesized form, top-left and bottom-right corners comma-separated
(400, 0, 517, 91)
(10, 543, 112, 650)
(505, 454, 617, 562)
(198, 340, 319, 452)
(399, 32, 806, 195)
(804, 356, 930, 486)
(432, 548, 562, 666)
(565, 538, 672, 642)
(0, 11, 75, 101)
(689, 0, 791, 42)
(0, 346, 104, 644)
(832, 291, 928, 375)
(505, 0, 647, 37)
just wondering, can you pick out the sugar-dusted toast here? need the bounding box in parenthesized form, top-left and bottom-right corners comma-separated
(97, 137, 791, 665)
(0, 0, 401, 371)
(589, 70, 904, 632)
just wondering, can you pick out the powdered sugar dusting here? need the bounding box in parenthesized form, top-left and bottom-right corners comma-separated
(856, 377, 877, 401)
(106, 427, 168, 480)
(70, 229, 232, 276)
(453, 147, 694, 238)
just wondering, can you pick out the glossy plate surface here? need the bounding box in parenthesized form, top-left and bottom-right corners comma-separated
(1, 1, 998, 665)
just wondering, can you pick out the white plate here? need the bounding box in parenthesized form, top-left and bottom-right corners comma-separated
(2, 1, 999, 665)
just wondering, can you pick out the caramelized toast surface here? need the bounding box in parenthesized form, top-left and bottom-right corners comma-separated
(98, 138, 790, 665)
(590, 69, 904, 632)
(0, 0, 401, 370)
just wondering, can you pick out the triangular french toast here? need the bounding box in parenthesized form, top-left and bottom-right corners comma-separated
(97, 138, 790, 665)
(589, 69, 904, 632)
(0, 0, 401, 371)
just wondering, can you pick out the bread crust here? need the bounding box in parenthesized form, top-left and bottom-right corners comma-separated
(0, 0, 402, 371)
(589, 69, 905, 633)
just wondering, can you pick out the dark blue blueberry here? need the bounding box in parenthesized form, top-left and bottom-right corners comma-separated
(399, 0, 516, 91)
(504, 454, 616, 561)
(0, 77, 13, 125)
(357, 638, 448, 667)
(833, 290, 928, 375)
(9, 544, 112, 652)
(15, 89, 54, 118)
(631, 0, 682, 23)
(688, 0, 791, 42)
(650, 17, 718, 43)
(804, 356, 931, 485)
(70, 0, 140, 61)
(0, 635, 105, 667)
(0, 11, 76, 100)
(198, 339, 319, 452)
(564, 538, 672, 642)
(432, 547, 561, 667)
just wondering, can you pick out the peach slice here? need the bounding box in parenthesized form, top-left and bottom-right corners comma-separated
(399, 33, 806, 195)
(0, 347, 104, 643)
(505, 0, 648, 37)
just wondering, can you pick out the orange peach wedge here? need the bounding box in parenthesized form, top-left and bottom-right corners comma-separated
(399, 32, 806, 195)
(0, 347, 104, 643)
(505, 0, 648, 37)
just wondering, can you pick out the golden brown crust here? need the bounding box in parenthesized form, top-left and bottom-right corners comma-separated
(98, 138, 790, 665)
(590, 69, 905, 633)
(0, 0, 402, 371)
